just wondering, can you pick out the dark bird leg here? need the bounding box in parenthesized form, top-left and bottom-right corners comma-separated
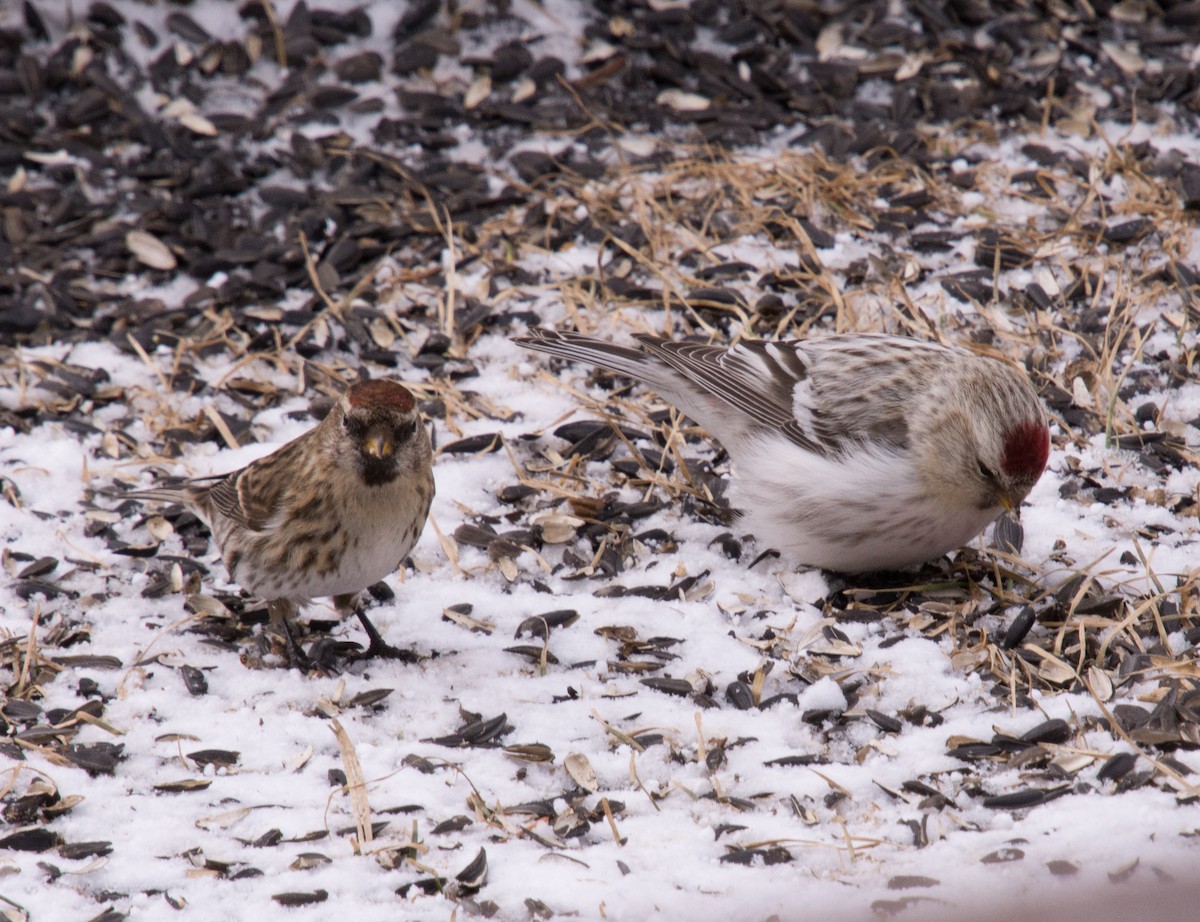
(334, 593, 418, 662)
(268, 599, 312, 670)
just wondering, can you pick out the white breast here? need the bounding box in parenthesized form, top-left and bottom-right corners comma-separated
(732, 433, 996, 572)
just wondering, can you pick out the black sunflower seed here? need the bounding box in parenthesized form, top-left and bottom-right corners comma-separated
(888, 875, 939, 890)
(426, 713, 510, 748)
(441, 433, 502, 454)
(455, 847, 487, 889)
(431, 816, 472, 835)
(1002, 607, 1037, 649)
(272, 890, 328, 907)
(187, 749, 240, 768)
(165, 11, 211, 43)
(343, 688, 393, 709)
(504, 645, 559, 664)
(514, 610, 579, 639)
(58, 840, 113, 859)
(0, 828, 61, 852)
(725, 681, 754, 710)
(2, 700, 42, 722)
(1097, 751, 1137, 782)
(1017, 712, 1071, 744)
(63, 742, 124, 775)
(980, 847, 1025, 864)
(180, 665, 208, 696)
(497, 484, 537, 503)
(639, 677, 693, 697)
(992, 513, 1023, 554)
(867, 710, 903, 733)
(982, 785, 1069, 809)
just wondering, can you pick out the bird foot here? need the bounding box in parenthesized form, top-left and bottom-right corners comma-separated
(358, 637, 421, 663)
(353, 609, 420, 662)
(281, 634, 315, 672)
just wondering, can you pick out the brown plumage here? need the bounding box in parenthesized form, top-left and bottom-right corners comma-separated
(114, 378, 435, 666)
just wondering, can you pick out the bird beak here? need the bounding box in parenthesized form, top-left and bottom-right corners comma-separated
(998, 494, 1016, 514)
(362, 427, 394, 459)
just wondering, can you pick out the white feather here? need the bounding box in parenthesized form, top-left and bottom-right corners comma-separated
(732, 432, 1000, 572)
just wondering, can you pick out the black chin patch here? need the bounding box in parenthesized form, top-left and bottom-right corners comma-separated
(360, 455, 400, 487)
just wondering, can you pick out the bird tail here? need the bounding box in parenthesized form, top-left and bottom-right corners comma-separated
(96, 472, 226, 506)
(93, 483, 190, 506)
(512, 327, 654, 381)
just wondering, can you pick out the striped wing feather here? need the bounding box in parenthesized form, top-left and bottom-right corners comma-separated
(200, 438, 311, 533)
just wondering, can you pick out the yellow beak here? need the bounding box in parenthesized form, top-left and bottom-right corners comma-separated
(998, 494, 1015, 514)
(362, 429, 394, 459)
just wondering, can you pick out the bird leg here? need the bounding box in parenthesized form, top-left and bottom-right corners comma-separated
(267, 599, 312, 670)
(334, 593, 419, 662)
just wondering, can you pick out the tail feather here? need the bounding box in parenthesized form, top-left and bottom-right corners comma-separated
(512, 327, 656, 382)
(514, 326, 762, 446)
(96, 472, 226, 505)
(95, 484, 191, 506)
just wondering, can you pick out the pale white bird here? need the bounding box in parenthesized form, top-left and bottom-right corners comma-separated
(515, 328, 1049, 572)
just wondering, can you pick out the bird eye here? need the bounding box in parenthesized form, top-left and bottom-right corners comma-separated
(977, 460, 996, 481)
(395, 419, 417, 441)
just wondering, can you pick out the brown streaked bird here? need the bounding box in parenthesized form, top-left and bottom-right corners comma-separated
(514, 328, 1049, 572)
(112, 378, 435, 667)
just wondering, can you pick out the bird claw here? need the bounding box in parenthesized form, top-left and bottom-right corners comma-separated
(282, 643, 315, 672)
(353, 609, 420, 662)
(305, 637, 366, 673)
(359, 642, 420, 662)
(358, 638, 421, 663)
(273, 620, 319, 672)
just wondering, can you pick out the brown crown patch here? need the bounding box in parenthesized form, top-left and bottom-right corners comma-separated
(1002, 420, 1050, 480)
(346, 379, 415, 412)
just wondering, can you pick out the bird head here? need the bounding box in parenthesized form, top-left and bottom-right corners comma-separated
(918, 367, 1050, 517)
(976, 417, 1051, 513)
(331, 380, 426, 487)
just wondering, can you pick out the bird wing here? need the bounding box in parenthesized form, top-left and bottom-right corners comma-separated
(202, 470, 261, 531)
(782, 334, 942, 454)
(518, 328, 929, 457)
(201, 439, 309, 534)
(633, 336, 830, 454)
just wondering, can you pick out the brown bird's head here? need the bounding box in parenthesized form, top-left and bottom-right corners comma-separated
(331, 379, 426, 487)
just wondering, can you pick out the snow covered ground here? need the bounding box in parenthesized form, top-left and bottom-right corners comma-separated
(2, 2, 1199, 920)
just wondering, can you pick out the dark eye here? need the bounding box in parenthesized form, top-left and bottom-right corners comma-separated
(977, 460, 996, 481)
(395, 419, 417, 441)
